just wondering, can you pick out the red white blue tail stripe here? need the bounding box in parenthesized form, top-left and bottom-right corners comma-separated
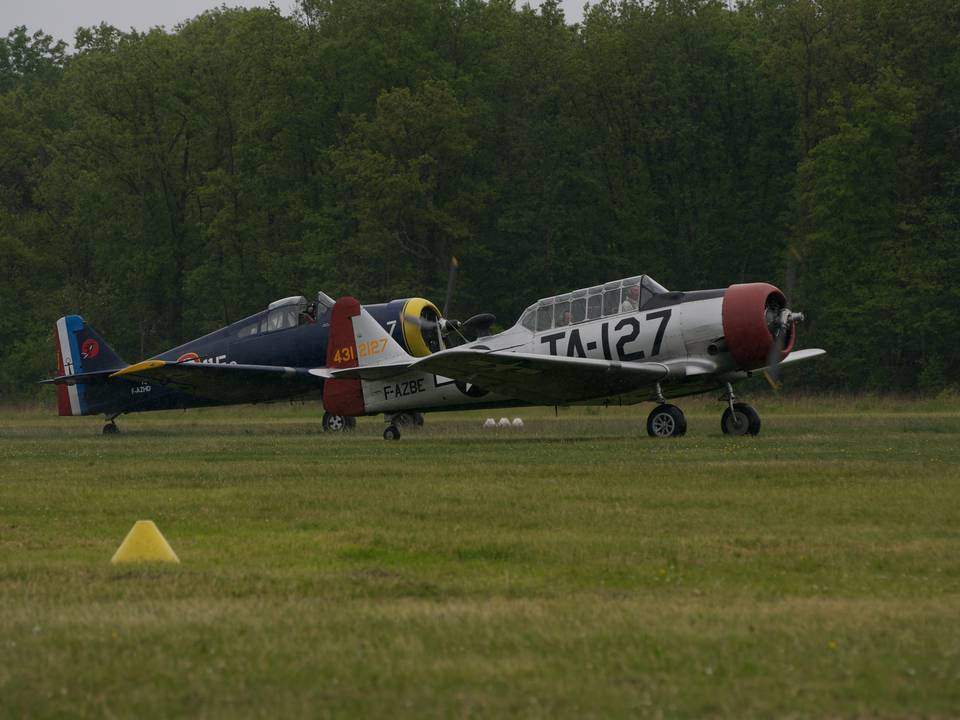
(55, 315, 87, 416)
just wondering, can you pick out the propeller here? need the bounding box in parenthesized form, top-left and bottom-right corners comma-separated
(442, 256, 459, 319)
(440, 257, 498, 342)
(401, 256, 497, 348)
(763, 244, 804, 390)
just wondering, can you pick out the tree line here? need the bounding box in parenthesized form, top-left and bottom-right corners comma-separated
(1, 0, 958, 399)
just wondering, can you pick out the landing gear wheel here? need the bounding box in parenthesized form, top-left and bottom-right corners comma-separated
(322, 412, 355, 432)
(102, 421, 119, 435)
(721, 403, 761, 436)
(394, 412, 424, 428)
(646, 404, 687, 438)
(383, 425, 401, 441)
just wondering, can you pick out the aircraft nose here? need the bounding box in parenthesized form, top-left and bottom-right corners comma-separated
(721, 283, 796, 370)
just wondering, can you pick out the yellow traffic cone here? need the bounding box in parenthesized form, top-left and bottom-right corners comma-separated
(111, 520, 180, 564)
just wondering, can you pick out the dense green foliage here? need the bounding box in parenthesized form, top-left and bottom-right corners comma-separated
(1, 0, 958, 398)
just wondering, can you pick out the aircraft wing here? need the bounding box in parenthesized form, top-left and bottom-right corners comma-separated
(109, 360, 322, 404)
(777, 348, 827, 367)
(407, 349, 670, 404)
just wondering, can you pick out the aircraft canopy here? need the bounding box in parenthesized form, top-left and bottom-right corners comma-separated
(517, 275, 669, 333)
(235, 293, 333, 339)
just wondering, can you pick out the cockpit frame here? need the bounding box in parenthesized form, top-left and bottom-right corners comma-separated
(234, 292, 334, 340)
(517, 275, 669, 333)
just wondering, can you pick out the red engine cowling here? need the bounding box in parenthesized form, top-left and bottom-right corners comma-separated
(721, 283, 796, 370)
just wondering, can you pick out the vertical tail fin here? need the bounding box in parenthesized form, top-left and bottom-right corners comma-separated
(54, 316, 127, 416)
(322, 298, 365, 416)
(321, 297, 414, 415)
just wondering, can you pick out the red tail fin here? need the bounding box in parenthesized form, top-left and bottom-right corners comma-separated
(322, 297, 366, 416)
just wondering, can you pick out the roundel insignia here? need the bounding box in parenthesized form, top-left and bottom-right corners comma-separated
(81, 339, 100, 359)
(176, 352, 200, 363)
(456, 381, 488, 398)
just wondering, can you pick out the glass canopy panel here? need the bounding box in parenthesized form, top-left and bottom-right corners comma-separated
(571, 298, 586, 323)
(586, 287, 603, 320)
(602, 288, 621, 316)
(520, 308, 536, 331)
(536, 303, 554, 332)
(553, 294, 572, 327)
(514, 275, 669, 329)
(620, 279, 642, 313)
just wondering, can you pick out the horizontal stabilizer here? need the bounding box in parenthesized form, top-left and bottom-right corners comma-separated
(39, 369, 121, 386)
(312, 361, 414, 381)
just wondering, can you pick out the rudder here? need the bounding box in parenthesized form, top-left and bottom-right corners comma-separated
(322, 298, 365, 416)
(54, 316, 127, 416)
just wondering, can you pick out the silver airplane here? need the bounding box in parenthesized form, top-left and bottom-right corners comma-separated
(312, 274, 825, 440)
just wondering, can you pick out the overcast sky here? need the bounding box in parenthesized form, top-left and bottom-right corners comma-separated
(2, 0, 586, 48)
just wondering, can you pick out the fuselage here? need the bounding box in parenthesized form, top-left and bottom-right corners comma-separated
(353, 288, 747, 415)
(89, 296, 442, 416)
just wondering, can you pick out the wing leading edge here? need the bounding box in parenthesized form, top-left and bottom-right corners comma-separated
(411, 350, 670, 403)
(110, 360, 322, 404)
(321, 346, 828, 405)
(327, 349, 669, 404)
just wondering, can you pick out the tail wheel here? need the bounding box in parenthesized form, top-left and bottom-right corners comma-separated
(322, 412, 354, 432)
(721, 403, 761, 436)
(646, 404, 687, 438)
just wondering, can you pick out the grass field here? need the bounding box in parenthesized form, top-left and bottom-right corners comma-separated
(2, 397, 959, 718)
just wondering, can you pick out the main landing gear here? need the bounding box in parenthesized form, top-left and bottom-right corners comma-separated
(646, 383, 687, 438)
(719, 383, 761, 436)
(646, 404, 687, 438)
(322, 412, 356, 432)
(382, 412, 425, 441)
(645, 383, 762, 437)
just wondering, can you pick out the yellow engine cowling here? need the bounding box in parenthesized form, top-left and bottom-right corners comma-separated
(400, 298, 444, 356)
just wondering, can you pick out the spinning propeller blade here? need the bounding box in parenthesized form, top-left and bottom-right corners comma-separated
(402, 257, 497, 347)
(765, 244, 803, 389)
(442, 256, 459, 319)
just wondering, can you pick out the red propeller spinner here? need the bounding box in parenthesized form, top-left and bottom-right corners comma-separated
(721, 283, 801, 371)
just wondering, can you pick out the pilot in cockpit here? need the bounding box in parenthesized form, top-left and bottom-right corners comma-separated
(620, 284, 641, 312)
(300, 302, 317, 325)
